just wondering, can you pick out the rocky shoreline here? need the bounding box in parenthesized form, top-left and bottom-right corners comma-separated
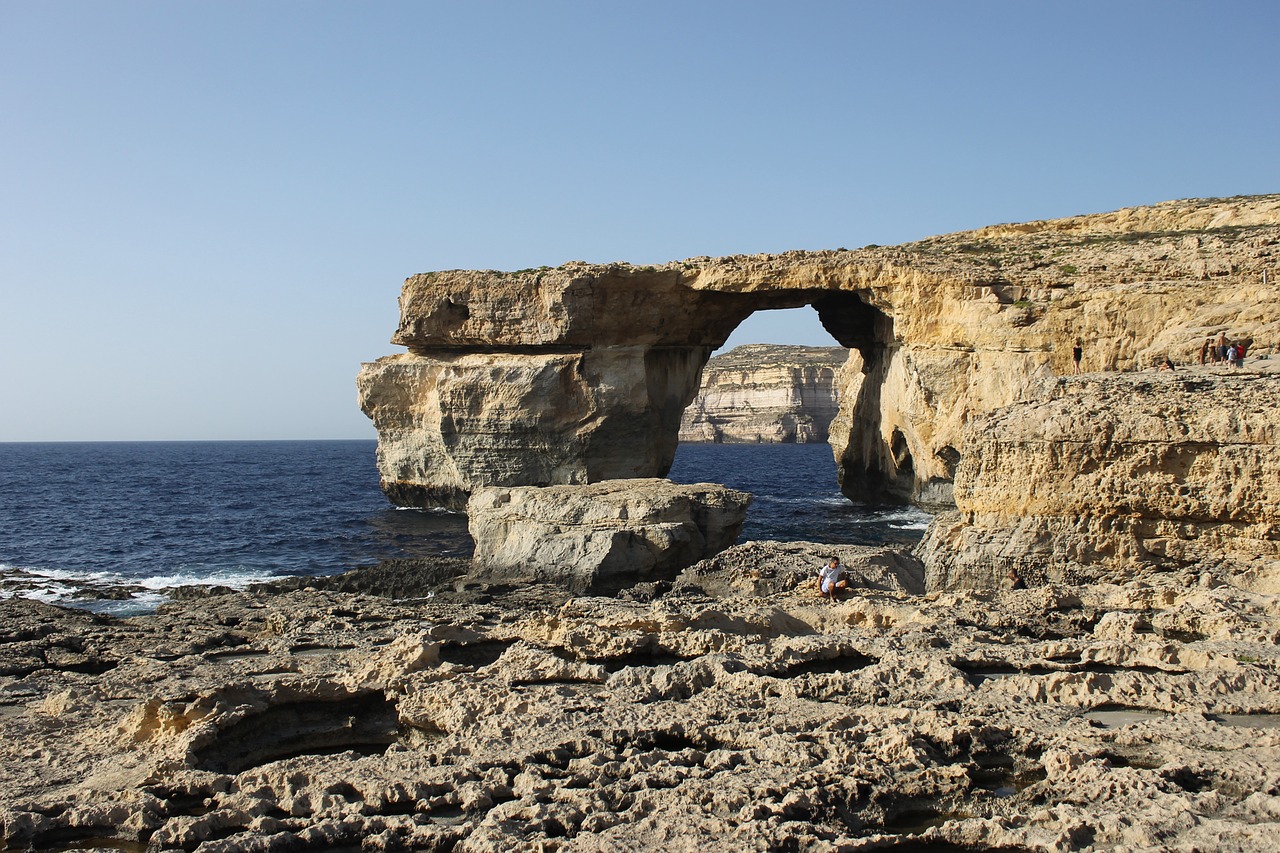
(6, 195, 1280, 851)
(3, 540, 1279, 852)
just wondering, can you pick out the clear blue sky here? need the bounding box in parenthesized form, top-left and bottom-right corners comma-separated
(3, 1, 1276, 440)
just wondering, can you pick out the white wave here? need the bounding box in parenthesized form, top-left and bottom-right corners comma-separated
(135, 567, 287, 591)
(0, 563, 288, 613)
(5, 565, 125, 584)
(395, 505, 460, 515)
(21, 583, 82, 604)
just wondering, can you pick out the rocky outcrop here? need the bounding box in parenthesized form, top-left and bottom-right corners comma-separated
(467, 479, 750, 593)
(357, 347, 710, 509)
(3, 555, 1280, 852)
(918, 364, 1280, 594)
(678, 344, 846, 443)
(359, 195, 1280, 511)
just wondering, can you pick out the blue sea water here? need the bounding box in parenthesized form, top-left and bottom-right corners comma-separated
(0, 440, 929, 613)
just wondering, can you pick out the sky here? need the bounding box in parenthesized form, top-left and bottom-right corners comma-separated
(2, 1, 1277, 441)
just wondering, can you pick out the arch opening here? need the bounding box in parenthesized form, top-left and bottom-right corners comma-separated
(668, 299, 930, 546)
(679, 306, 844, 446)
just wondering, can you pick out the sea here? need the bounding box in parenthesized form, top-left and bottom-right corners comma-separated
(0, 441, 931, 615)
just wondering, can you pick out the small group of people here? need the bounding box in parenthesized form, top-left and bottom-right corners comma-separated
(1199, 332, 1248, 368)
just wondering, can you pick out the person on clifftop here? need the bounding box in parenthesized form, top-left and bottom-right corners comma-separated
(817, 557, 848, 603)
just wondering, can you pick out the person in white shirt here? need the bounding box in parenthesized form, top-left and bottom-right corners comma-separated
(817, 557, 848, 603)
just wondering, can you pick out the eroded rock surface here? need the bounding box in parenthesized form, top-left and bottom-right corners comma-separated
(357, 347, 708, 509)
(359, 195, 1280, 510)
(919, 363, 1280, 595)
(468, 479, 751, 593)
(2, 548, 1279, 852)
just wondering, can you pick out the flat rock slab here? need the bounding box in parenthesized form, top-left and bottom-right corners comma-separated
(468, 478, 751, 593)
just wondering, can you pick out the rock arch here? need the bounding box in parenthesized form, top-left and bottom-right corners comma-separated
(357, 259, 963, 510)
(358, 196, 1280, 512)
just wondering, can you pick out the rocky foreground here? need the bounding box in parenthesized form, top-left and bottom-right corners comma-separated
(3, 544, 1279, 852)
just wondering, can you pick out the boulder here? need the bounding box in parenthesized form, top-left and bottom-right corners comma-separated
(467, 479, 751, 592)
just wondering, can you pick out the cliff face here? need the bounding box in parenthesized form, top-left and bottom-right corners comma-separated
(357, 347, 705, 509)
(678, 344, 846, 443)
(917, 364, 1280, 593)
(359, 194, 1280, 514)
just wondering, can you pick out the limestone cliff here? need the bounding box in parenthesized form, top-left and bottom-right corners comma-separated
(359, 194, 1280, 512)
(917, 363, 1280, 593)
(678, 344, 846, 443)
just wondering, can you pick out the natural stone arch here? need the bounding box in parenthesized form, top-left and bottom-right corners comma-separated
(357, 264, 941, 510)
(359, 196, 1280, 512)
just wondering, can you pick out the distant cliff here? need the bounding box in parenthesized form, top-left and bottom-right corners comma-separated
(678, 344, 846, 443)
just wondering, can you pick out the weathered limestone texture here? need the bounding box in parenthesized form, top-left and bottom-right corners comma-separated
(3, 555, 1280, 851)
(678, 344, 846, 443)
(468, 479, 750, 593)
(358, 347, 708, 509)
(919, 365, 1280, 593)
(359, 195, 1280, 510)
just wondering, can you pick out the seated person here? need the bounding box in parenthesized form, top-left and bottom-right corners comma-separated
(817, 557, 849, 602)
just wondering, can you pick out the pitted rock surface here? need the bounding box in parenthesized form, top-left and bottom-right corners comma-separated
(2, 547, 1279, 852)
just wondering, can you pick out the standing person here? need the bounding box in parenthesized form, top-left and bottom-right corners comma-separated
(1227, 342, 1239, 368)
(1200, 338, 1210, 366)
(1218, 331, 1229, 364)
(1235, 340, 1247, 369)
(817, 557, 848, 603)
(1072, 339, 1083, 374)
